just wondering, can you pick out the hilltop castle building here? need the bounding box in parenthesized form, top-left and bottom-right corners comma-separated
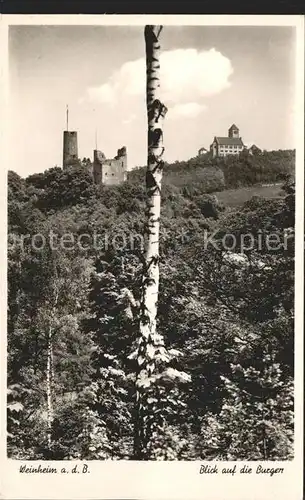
(198, 146, 208, 156)
(210, 124, 244, 158)
(62, 128, 127, 186)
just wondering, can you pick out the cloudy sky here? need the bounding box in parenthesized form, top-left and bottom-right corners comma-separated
(9, 25, 296, 177)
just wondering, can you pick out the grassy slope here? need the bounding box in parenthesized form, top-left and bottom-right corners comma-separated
(214, 183, 285, 207)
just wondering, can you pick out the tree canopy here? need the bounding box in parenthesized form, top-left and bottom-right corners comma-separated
(7, 150, 295, 460)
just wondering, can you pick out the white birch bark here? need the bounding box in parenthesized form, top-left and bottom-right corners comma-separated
(46, 326, 53, 448)
(46, 275, 58, 450)
(134, 25, 168, 459)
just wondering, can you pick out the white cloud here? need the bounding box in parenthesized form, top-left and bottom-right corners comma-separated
(169, 102, 207, 119)
(87, 83, 116, 105)
(160, 48, 233, 102)
(84, 47, 233, 106)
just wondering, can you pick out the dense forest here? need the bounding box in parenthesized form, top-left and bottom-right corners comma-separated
(7, 149, 295, 460)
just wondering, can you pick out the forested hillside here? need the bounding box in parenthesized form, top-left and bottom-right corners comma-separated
(7, 149, 295, 460)
(129, 148, 295, 193)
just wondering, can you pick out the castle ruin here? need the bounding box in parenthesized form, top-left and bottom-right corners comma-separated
(62, 127, 127, 186)
(63, 131, 79, 169)
(93, 147, 127, 185)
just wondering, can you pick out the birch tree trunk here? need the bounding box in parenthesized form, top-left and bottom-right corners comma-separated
(134, 25, 168, 459)
(46, 326, 53, 449)
(45, 273, 58, 451)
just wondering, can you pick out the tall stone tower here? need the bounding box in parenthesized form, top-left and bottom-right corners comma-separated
(63, 131, 79, 169)
(62, 106, 79, 169)
(228, 124, 239, 139)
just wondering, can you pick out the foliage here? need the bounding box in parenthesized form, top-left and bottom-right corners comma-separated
(7, 150, 295, 460)
(129, 149, 295, 195)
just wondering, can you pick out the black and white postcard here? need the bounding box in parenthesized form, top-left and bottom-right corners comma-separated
(0, 14, 304, 500)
